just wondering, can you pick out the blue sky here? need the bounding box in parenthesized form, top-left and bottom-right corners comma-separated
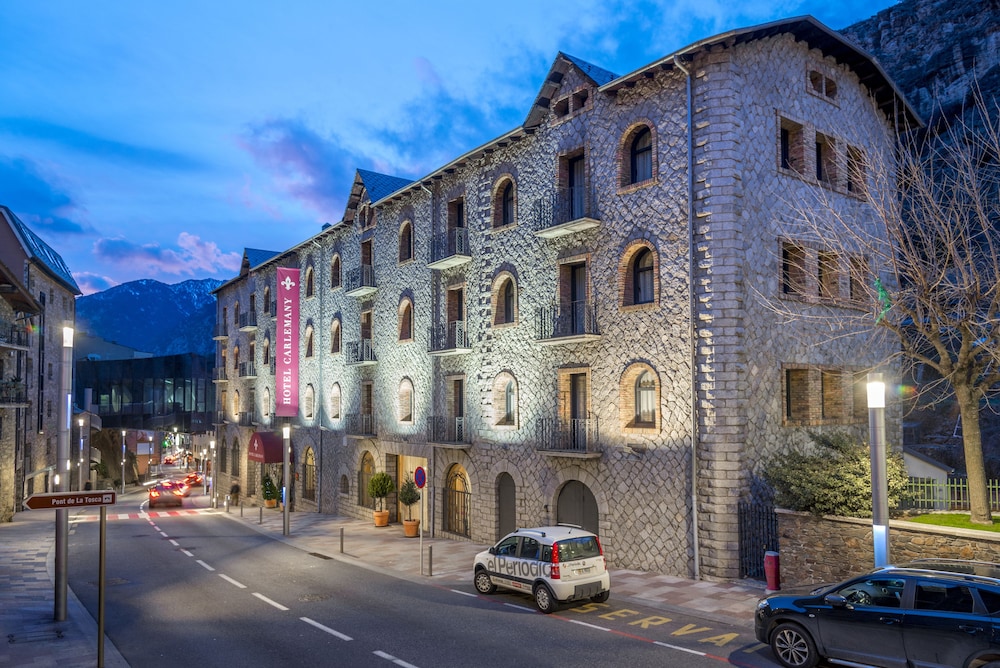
(0, 0, 899, 294)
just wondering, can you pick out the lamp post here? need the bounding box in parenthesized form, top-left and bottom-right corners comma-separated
(77, 418, 84, 491)
(202, 448, 208, 495)
(54, 325, 73, 621)
(174, 427, 180, 470)
(867, 372, 890, 567)
(121, 430, 126, 495)
(208, 440, 215, 504)
(282, 423, 290, 536)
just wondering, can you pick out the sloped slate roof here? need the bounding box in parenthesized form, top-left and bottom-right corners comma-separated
(0, 206, 81, 295)
(357, 169, 413, 203)
(244, 248, 281, 270)
(561, 52, 618, 86)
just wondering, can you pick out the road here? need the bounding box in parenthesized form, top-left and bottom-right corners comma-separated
(66, 490, 777, 667)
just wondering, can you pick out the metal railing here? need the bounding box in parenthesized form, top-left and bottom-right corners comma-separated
(533, 186, 598, 231)
(346, 413, 376, 437)
(535, 416, 600, 453)
(536, 300, 599, 340)
(238, 362, 257, 378)
(427, 321, 468, 352)
(346, 339, 376, 365)
(427, 415, 468, 443)
(238, 412, 255, 427)
(0, 322, 28, 348)
(429, 228, 470, 264)
(238, 312, 258, 330)
(345, 265, 376, 293)
(212, 323, 229, 339)
(903, 477, 1000, 512)
(212, 367, 228, 382)
(0, 381, 28, 404)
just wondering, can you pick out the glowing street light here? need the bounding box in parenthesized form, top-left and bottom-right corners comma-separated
(77, 418, 84, 491)
(867, 372, 889, 567)
(121, 430, 126, 495)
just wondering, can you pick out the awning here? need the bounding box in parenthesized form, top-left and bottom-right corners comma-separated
(247, 431, 293, 464)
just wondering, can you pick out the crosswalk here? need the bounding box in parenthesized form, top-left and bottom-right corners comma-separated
(69, 508, 213, 522)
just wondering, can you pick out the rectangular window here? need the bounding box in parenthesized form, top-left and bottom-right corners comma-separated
(785, 368, 811, 422)
(850, 256, 869, 304)
(782, 242, 808, 297)
(780, 118, 804, 172)
(821, 370, 845, 420)
(816, 132, 836, 184)
(448, 197, 465, 230)
(818, 251, 840, 300)
(847, 146, 866, 196)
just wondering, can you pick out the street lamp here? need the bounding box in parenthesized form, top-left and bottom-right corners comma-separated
(868, 372, 890, 567)
(77, 418, 84, 492)
(121, 430, 126, 495)
(282, 423, 290, 536)
(208, 440, 215, 502)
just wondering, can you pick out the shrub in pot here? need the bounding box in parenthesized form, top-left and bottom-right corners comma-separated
(399, 476, 421, 537)
(262, 474, 279, 508)
(368, 471, 394, 526)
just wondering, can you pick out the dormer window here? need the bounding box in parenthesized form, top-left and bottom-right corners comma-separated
(808, 69, 837, 102)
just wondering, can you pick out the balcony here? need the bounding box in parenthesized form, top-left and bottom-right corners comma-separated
(0, 322, 29, 351)
(536, 300, 600, 345)
(238, 312, 258, 332)
(535, 416, 601, 458)
(345, 265, 377, 297)
(346, 339, 377, 366)
(533, 186, 600, 238)
(427, 228, 471, 270)
(345, 413, 376, 438)
(238, 411, 256, 427)
(238, 362, 257, 378)
(212, 324, 229, 340)
(0, 380, 28, 407)
(212, 367, 229, 383)
(212, 411, 228, 425)
(427, 415, 470, 448)
(427, 321, 471, 356)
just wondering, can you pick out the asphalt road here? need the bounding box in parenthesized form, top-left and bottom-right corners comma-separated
(65, 496, 777, 667)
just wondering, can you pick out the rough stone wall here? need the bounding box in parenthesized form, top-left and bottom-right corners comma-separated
(777, 509, 1000, 587)
(0, 296, 20, 521)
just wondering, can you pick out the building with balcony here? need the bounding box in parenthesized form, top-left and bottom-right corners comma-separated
(212, 17, 917, 580)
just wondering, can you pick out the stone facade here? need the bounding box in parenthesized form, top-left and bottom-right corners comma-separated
(213, 18, 915, 580)
(777, 509, 1000, 587)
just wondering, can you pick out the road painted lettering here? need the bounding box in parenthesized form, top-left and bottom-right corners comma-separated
(599, 608, 638, 621)
(628, 615, 673, 629)
(671, 623, 712, 636)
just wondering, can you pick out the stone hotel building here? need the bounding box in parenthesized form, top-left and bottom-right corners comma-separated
(213, 16, 917, 579)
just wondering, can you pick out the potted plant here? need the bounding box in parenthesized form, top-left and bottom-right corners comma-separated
(398, 476, 421, 537)
(262, 474, 278, 508)
(367, 471, 394, 527)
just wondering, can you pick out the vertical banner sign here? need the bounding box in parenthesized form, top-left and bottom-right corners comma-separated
(276, 267, 300, 417)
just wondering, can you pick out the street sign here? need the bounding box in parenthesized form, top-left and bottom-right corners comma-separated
(23, 491, 117, 510)
(414, 466, 426, 489)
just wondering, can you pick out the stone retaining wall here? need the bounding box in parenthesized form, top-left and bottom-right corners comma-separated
(776, 509, 1000, 587)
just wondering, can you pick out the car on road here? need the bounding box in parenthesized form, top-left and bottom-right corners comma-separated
(163, 455, 175, 465)
(148, 481, 184, 509)
(755, 558, 1000, 668)
(183, 471, 204, 488)
(473, 524, 610, 613)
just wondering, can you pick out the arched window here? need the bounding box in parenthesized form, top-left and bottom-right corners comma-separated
(263, 286, 271, 315)
(358, 452, 375, 507)
(339, 474, 349, 495)
(398, 221, 413, 263)
(263, 387, 272, 424)
(232, 345, 240, 371)
(303, 448, 316, 501)
(630, 127, 652, 184)
(398, 300, 413, 341)
(635, 371, 656, 424)
(634, 248, 654, 304)
(330, 319, 341, 354)
(492, 373, 518, 428)
(329, 383, 341, 420)
(501, 182, 514, 225)
(504, 381, 515, 424)
(444, 464, 471, 536)
(232, 390, 240, 418)
(331, 255, 341, 289)
(305, 266, 315, 297)
(230, 439, 240, 476)
(492, 274, 517, 326)
(304, 384, 315, 419)
(305, 325, 314, 357)
(262, 337, 270, 366)
(398, 378, 414, 423)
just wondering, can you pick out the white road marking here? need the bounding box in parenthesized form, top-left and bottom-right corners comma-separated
(568, 619, 611, 631)
(196, 560, 215, 571)
(450, 589, 477, 597)
(181, 549, 194, 557)
(218, 574, 246, 588)
(169, 539, 179, 546)
(373, 650, 419, 668)
(503, 603, 535, 612)
(159, 531, 168, 537)
(654, 641, 707, 656)
(300, 617, 352, 641)
(253, 592, 289, 611)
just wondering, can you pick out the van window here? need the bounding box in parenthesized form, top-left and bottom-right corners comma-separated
(557, 537, 601, 561)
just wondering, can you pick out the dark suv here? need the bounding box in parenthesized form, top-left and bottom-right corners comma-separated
(755, 559, 1000, 668)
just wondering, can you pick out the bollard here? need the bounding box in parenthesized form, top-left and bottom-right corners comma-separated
(225, 494, 230, 513)
(428, 545, 433, 577)
(764, 551, 780, 592)
(340, 527, 344, 554)
(240, 502, 244, 518)
(259, 506, 263, 524)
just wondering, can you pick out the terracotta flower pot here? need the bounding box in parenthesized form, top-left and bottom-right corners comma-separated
(403, 519, 420, 537)
(373, 510, 390, 527)
(264, 499, 277, 508)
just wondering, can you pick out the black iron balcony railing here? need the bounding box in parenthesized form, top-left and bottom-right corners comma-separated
(536, 300, 600, 342)
(345, 413, 376, 437)
(427, 415, 469, 444)
(346, 339, 376, 365)
(0, 322, 28, 349)
(212, 411, 227, 425)
(345, 265, 377, 296)
(238, 362, 257, 378)
(533, 186, 600, 237)
(427, 321, 470, 355)
(212, 323, 229, 340)
(536, 416, 600, 453)
(0, 380, 28, 405)
(212, 367, 228, 383)
(238, 312, 258, 331)
(238, 412, 255, 427)
(428, 228, 471, 269)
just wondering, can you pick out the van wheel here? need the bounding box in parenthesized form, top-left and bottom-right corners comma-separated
(474, 569, 496, 595)
(533, 583, 559, 614)
(591, 590, 610, 603)
(770, 622, 819, 668)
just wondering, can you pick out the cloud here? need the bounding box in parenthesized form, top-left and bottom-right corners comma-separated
(0, 117, 205, 172)
(238, 118, 356, 220)
(74, 272, 118, 296)
(93, 233, 241, 277)
(0, 155, 89, 234)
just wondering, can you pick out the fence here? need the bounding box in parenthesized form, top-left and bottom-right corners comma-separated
(903, 477, 1000, 512)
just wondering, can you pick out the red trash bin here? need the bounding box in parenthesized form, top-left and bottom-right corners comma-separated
(764, 551, 780, 591)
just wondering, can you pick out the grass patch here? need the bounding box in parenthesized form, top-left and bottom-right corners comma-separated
(904, 513, 1000, 532)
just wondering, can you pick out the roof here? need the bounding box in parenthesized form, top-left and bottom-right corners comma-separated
(601, 15, 921, 129)
(902, 446, 955, 474)
(357, 169, 413, 203)
(560, 53, 618, 86)
(0, 206, 81, 295)
(244, 248, 281, 271)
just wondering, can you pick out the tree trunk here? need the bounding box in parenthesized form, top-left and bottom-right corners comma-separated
(956, 384, 992, 524)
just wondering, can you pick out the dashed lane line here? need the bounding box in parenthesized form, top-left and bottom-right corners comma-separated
(197, 560, 215, 571)
(218, 574, 246, 588)
(373, 650, 419, 668)
(253, 592, 289, 611)
(300, 617, 352, 641)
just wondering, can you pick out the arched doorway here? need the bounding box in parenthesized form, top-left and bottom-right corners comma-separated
(358, 452, 374, 508)
(303, 447, 316, 501)
(556, 480, 599, 534)
(444, 464, 471, 537)
(497, 472, 515, 540)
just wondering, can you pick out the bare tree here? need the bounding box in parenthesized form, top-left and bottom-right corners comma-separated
(773, 94, 1000, 525)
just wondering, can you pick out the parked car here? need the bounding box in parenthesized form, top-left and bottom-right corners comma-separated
(473, 524, 610, 613)
(163, 455, 175, 465)
(148, 481, 184, 509)
(755, 558, 1000, 668)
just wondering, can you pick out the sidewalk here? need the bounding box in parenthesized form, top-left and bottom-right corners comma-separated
(0, 493, 764, 667)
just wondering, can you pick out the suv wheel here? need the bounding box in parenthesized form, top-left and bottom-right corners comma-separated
(770, 622, 818, 668)
(591, 590, 610, 603)
(474, 569, 496, 595)
(533, 583, 559, 614)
